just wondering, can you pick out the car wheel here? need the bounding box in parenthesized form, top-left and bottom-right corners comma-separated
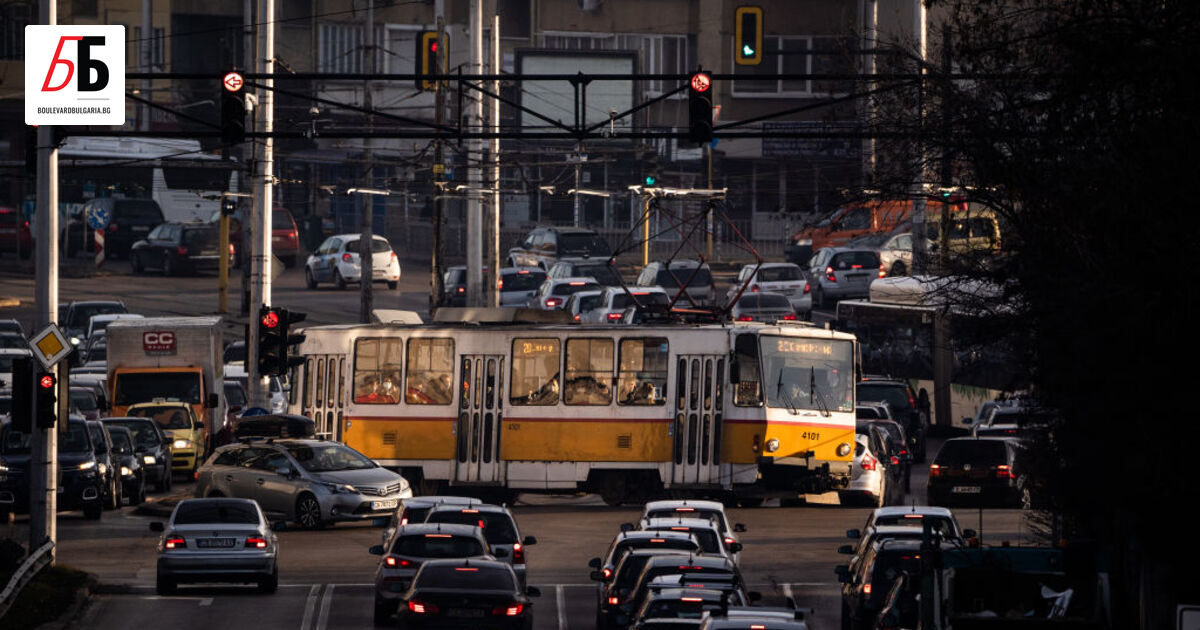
(163, 253, 174, 277)
(131, 252, 144, 273)
(387, 280, 398, 290)
(84, 500, 102, 520)
(105, 478, 120, 510)
(813, 285, 825, 310)
(305, 268, 317, 289)
(134, 479, 146, 505)
(295, 493, 323, 529)
(891, 261, 907, 277)
(374, 596, 396, 626)
(334, 269, 347, 290)
(258, 566, 278, 594)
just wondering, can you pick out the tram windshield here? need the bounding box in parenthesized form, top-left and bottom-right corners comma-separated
(760, 336, 854, 413)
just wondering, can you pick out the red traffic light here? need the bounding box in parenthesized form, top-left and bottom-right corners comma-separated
(690, 73, 712, 93)
(430, 41, 438, 53)
(39, 374, 56, 389)
(261, 310, 280, 329)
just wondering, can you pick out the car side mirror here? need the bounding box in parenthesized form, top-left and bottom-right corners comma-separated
(276, 466, 293, 478)
(838, 544, 855, 555)
(619, 522, 634, 532)
(206, 393, 219, 409)
(747, 591, 763, 603)
(835, 565, 851, 583)
(149, 521, 164, 532)
(590, 570, 606, 582)
(733, 523, 747, 533)
(846, 528, 861, 539)
(369, 545, 384, 555)
(728, 542, 744, 554)
(523, 535, 538, 546)
(962, 528, 977, 539)
(526, 586, 542, 598)
(493, 547, 510, 558)
(588, 557, 602, 569)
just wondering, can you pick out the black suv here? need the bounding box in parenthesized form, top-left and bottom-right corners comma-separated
(507, 226, 612, 270)
(856, 378, 929, 462)
(927, 437, 1025, 508)
(837, 538, 927, 630)
(69, 197, 165, 259)
(131, 222, 226, 276)
(0, 418, 104, 519)
(103, 417, 173, 492)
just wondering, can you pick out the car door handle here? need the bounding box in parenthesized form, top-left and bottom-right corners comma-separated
(256, 478, 265, 485)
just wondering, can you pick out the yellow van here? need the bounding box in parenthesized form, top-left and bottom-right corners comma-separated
(927, 206, 1002, 257)
(126, 400, 206, 474)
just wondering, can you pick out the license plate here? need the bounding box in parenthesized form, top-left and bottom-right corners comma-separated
(371, 499, 399, 511)
(847, 274, 868, 284)
(197, 537, 237, 548)
(133, 226, 150, 232)
(447, 608, 485, 618)
(952, 486, 982, 494)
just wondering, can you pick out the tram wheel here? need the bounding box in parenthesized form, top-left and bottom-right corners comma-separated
(599, 473, 627, 506)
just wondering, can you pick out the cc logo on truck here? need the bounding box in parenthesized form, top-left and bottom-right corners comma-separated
(142, 331, 177, 354)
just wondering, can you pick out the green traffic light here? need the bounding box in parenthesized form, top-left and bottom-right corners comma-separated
(742, 44, 755, 57)
(645, 175, 657, 186)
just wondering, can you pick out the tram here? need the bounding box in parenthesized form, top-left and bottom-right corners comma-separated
(287, 314, 858, 504)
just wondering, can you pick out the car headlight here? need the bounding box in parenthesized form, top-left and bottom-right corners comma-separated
(836, 442, 852, 457)
(174, 439, 192, 450)
(98, 462, 107, 475)
(120, 466, 133, 477)
(322, 482, 356, 494)
(765, 438, 781, 453)
(795, 238, 812, 247)
(78, 461, 96, 470)
(70, 337, 81, 346)
(143, 455, 156, 465)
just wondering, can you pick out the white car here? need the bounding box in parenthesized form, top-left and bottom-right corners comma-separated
(563, 289, 604, 322)
(527, 277, 602, 310)
(223, 363, 287, 414)
(582, 286, 670, 324)
(839, 429, 895, 508)
(724, 263, 811, 315)
(305, 234, 401, 290)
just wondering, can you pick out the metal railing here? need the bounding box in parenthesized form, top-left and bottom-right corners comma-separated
(0, 540, 55, 620)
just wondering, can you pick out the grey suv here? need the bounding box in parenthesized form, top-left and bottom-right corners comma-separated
(424, 503, 537, 586)
(194, 438, 412, 529)
(806, 247, 883, 308)
(507, 226, 612, 269)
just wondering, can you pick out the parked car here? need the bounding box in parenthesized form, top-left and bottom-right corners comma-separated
(927, 437, 1026, 508)
(131, 222, 231, 276)
(194, 438, 412, 528)
(423, 503, 537, 586)
(584, 287, 671, 324)
(507, 226, 612, 269)
(724, 263, 812, 314)
(149, 497, 279, 594)
(876, 231, 914, 277)
(0, 207, 32, 258)
(546, 257, 624, 287)
(394, 558, 539, 629)
(369, 522, 496, 624)
(635, 261, 715, 307)
(102, 417, 173, 492)
(106, 425, 146, 505)
(564, 289, 605, 322)
(68, 198, 165, 259)
(305, 233, 401, 290)
(85, 419, 123, 510)
(528, 277, 602, 310)
(0, 418, 104, 519)
(728, 292, 800, 324)
(806, 247, 884, 309)
(214, 205, 301, 268)
(856, 377, 929, 462)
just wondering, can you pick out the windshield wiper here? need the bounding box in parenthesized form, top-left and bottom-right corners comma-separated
(809, 367, 831, 418)
(775, 370, 798, 415)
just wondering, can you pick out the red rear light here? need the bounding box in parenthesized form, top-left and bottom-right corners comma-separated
(568, 281, 586, 286)
(907, 391, 916, 408)
(456, 287, 465, 294)
(108, 223, 117, 232)
(723, 537, 736, 546)
(287, 230, 296, 239)
(903, 514, 923, 519)
(996, 464, 1015, 479)
(602, 568, 612, 579)
(681, 597, 704, 602)
(803, 282, 811, 294)
(851, 264, 863, 269)
(165, 536, 186, 549)
(492, 603, 524, 616)
(780, 313, 797, 320)
(512, 542, 525, 564)
(408, 600, 438, 614)
(606, 312, 623, 321)
(342, 253, 352, 262)
(861, 454, 877, 471)
(573, 314, 581, 321)
(176, 246, 188, 256)
(890, 456, 900, 466)
(545, 298, 562, 308)
(736, 315, 754, 322)
(246, 537, 268, 549)
(825, 266, 837, 282)
(863, 582, 872, 595)
(878, 265, 886, 278)
(607, 596, 620, 605)
(498, 279, 504, 289)
(384, 556, 413, 567)
(929, 464, 942, 478)
(750, 284, 759, 292)
(228, 244, 235, 255)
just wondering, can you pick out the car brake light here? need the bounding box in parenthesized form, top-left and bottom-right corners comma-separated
(176, 246, 188, 256)
(498, 279, 504, 289)
(492, 603, 524, 616)
(342, 253, 352, 262)
(890, 455, 900, 466)
(573, 314, 581, 321)
(602, 568, 612, 578)
(607, 596, 620, 605)
(723, 537, 736, 545)
(861, 454, 877, 471)
(287, 230, 296, 239)
(568, 281, 586, 286)
(903, 514, 923, 519)
(736, 315, 754, 322)
(455, 567, 479, 572)
(425, 534, 452, 538)
(878, 264, 887, 278)
(246, 537, 268, 549)
(461, 509, 479, 513)
(863, 582, 872, 595)
(751, 626, 767, 630)
(996, 464, 1015, 479)
(606, 312, 623, 321)
(803, 282, 811, 294)
(750, 284, 759, 292)
(681, 597, 704, 602)
(907, 391, 916, 408)
(851, 264, 863, 269)
(165, 536, 186, 549)
(545, 298, 562, 308)
(780, 313, 797, 320)
(825, 266, 837, 282)
(512, 542, 525, 564)
(456, 287, 465, 294)
(929, 464, 942, 478)
(408, 600, 438, 614)
(518, 270, 530, 274)
(228, 243, 235, 255)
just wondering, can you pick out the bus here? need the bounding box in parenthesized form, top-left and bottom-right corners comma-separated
(287, 315, 859, 505)
(835, 277, 1025, 429)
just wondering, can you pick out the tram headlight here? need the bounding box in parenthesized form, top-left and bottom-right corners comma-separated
(764, 438, 781, 453)
(836, 442, 852, 457)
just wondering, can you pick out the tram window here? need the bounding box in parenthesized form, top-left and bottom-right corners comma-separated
(289, 363, 300, 406)
(564, 338, 613, 405)
(618, 338, 668, 406)
(337, 358, 345, 408)
(406, 338, 455, 405)
(733, 334, 763, 407)
(353, 338, 403, 404)
(303, 358, 314, 408)
(315, 357, 325, 407)
(510, 338, 560, 406)
(327, 359, 337, 407)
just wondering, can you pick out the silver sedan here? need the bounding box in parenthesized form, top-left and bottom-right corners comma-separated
(150, 497, 279, 594)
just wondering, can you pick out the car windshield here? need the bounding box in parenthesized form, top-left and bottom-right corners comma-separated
(416, 564, 514, 590)
(867, 422, 905, 448)
(935, 440, 1009, 467)
(110, 430, 133, 454)
(613, 537, 699, 562)
(576, 264, 622, 286)
(224, 344, 246, 363)
(392, 535, 487, 558)
(3, 423, 91, 455)
(70, 390, 98, 411)
(612, 292, 670, 309)
(285, 443, 377, 472)
(501, 271, 545, 292)
(128, 406, 194, 430)
(425, 511, 519, 544)
(174, 501, 260, 525)
(642, 599, 721, 620)
(272, 211, 295, 230)
(113, 372, 201, 406)
(760, 336, 855, 412)
(757, 266, 803, 282)
(873, 515, 956, 536)
(646, 509, 727, 531)
(830, 251, 881, 269)
(614, 554, 657, 588)
(344, 237, 391, 254)
(224, 383, 248, 407)
(646, 527, 720, 554)
(558, 233, 611, 257)
(104, 420, 161, 448)
(183, 228, 218, 249)
(656, 267, 713, 287)
(858, 383, 913, 412)
(0, 335, 26, 349)
(68, 303, 126, 329)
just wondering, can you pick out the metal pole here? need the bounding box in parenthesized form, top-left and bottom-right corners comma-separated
(573, 144, 582, 227)
(489, 13, 501, 308)
(218, 212, 229, 313)
(430, 14, 446, 310)
(642, 196, 650, 266)
(31, 0, 58, 561)
(909, 0, 929, 275)
(862, 0, 877, 182)
(466, 0, 483, 306)
(706, 144, 713, 260)
(140, 0, 152, 131)
(248, 0, 275, 407)
(359, 0, 375, 323)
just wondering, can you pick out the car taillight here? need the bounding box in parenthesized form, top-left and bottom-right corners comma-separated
(929, 464, 942, 478)
(492, 603, 524, 616)
(780, 313, 797, 320)
(456, 287, 465, 294)
(606, 312, 623, 321)
(545, 298, 562, 308)
(878, 264, 886, 278)
(723, 537, 736, 546)
(863, 582, 872, 595)
(750, 284, 759, 292)
(288, 230, 296, 240)
(408, 600, 438, 614)
(246, 537, 268, 549)
(736, 315, 754, 322)
(607, 596, 620, 606)
(825, 266, 837, 282)
(907, 391, 916, 408)
(996, 464, 1015, 479)
(498, 279, 504, 289)
(342, 253, 352, 262)
(861, 454, 877, 471)
(165, 536, 186, 549)
(573, 314, 581, 321)
(602, 568, 612, 579)
(512, 542, 525, 564)
(890, 455, 900, 466)
(176, 246, 188, 256)
(108, 223, 117, 232)
(228, 244, 235, 255)
(803, 282, 811, 294)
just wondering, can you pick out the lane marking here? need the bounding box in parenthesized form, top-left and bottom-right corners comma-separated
(199, 597, 213, 606)
(556, 585, 567, 630)
(299, 584, 321, 630)
(316, 584, 334, 630)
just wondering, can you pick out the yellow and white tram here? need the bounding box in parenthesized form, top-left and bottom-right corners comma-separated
(288, 319, 858, 504)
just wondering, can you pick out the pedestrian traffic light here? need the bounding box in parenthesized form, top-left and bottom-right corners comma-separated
(221, 89, 246, 145)
(10, 357, 34, 432)
(35, 370, 57, 428)
(688, 72, 714, 144)
(258, 306, 307, 376)
(734, 6, 764, 66)
(644, 174, 657, 187)
(416, 31, 442, 91)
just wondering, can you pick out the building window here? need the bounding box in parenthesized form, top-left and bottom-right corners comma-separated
(542, 32, 692, 96)
(1, 3, 33, 60)
(384, 26, 419, 74)
(732, 35, 854, 97)
(320, 23, 362, 73)
(353, 338, 403, 404)
(133, 27, 166, 70)
(511, 338, 560, 405)
(564, 338, 613, 405)
(406, 338, 454, 404)
(617, 338, 668, 406)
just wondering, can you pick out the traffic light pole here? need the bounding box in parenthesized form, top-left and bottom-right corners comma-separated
(248, 0, 275, 408)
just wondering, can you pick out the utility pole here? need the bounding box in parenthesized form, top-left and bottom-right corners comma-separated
(431, 11, 446, 310)
(862, 0, 878, 183)
(573, 145, 583, 227)
(359, 0, 375, 323)
(489, 13, 501, 307)
(31, 0, 59, 561)
(909, 0, 928, 275)
(247, 0, 275, 408)
(140, 0, 152, 131)
(466, 0, 483, 307)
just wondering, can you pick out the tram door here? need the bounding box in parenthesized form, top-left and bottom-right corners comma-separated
(671, 355, 724, 486)
(455, 355, 505, 483)
(303, 354, 346, 441)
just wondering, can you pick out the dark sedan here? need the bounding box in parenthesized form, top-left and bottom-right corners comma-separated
(102, 417, 173, 492)
(131, 223, 231, 276)
(0, 419, 104, 519)
(396, 558, 539, 629)
(927, 437, 1025, 508)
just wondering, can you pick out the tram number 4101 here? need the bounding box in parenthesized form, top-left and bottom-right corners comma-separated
(801, 431, 820, 440)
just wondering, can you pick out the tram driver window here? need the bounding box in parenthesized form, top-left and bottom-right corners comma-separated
(565, 338, 613, 405)
(733, 334, 763, 406)
(406, 338, 455, 404)
(617, 338, 668, 406)
(511, 338, 560, 405)
(353, 338, 402, 404)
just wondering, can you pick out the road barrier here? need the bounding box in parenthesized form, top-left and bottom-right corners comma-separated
(0, 540, 55, 619)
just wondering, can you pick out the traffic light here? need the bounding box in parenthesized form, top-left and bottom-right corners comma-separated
(416, 31, 442, 91)
(35, 370, 57, 428)
(644, 174, 657, 187)
(221, 197, 238, 216)
(688, 72, 714, 144)
(258, 306, 307, 376)
(734, 6, 764, 66)
(221, 88, 246, 145)
(10, 357, 33, 432)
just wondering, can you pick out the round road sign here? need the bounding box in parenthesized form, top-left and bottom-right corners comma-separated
(223, 72, 244, 93)
(85, 204, 110, 230)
